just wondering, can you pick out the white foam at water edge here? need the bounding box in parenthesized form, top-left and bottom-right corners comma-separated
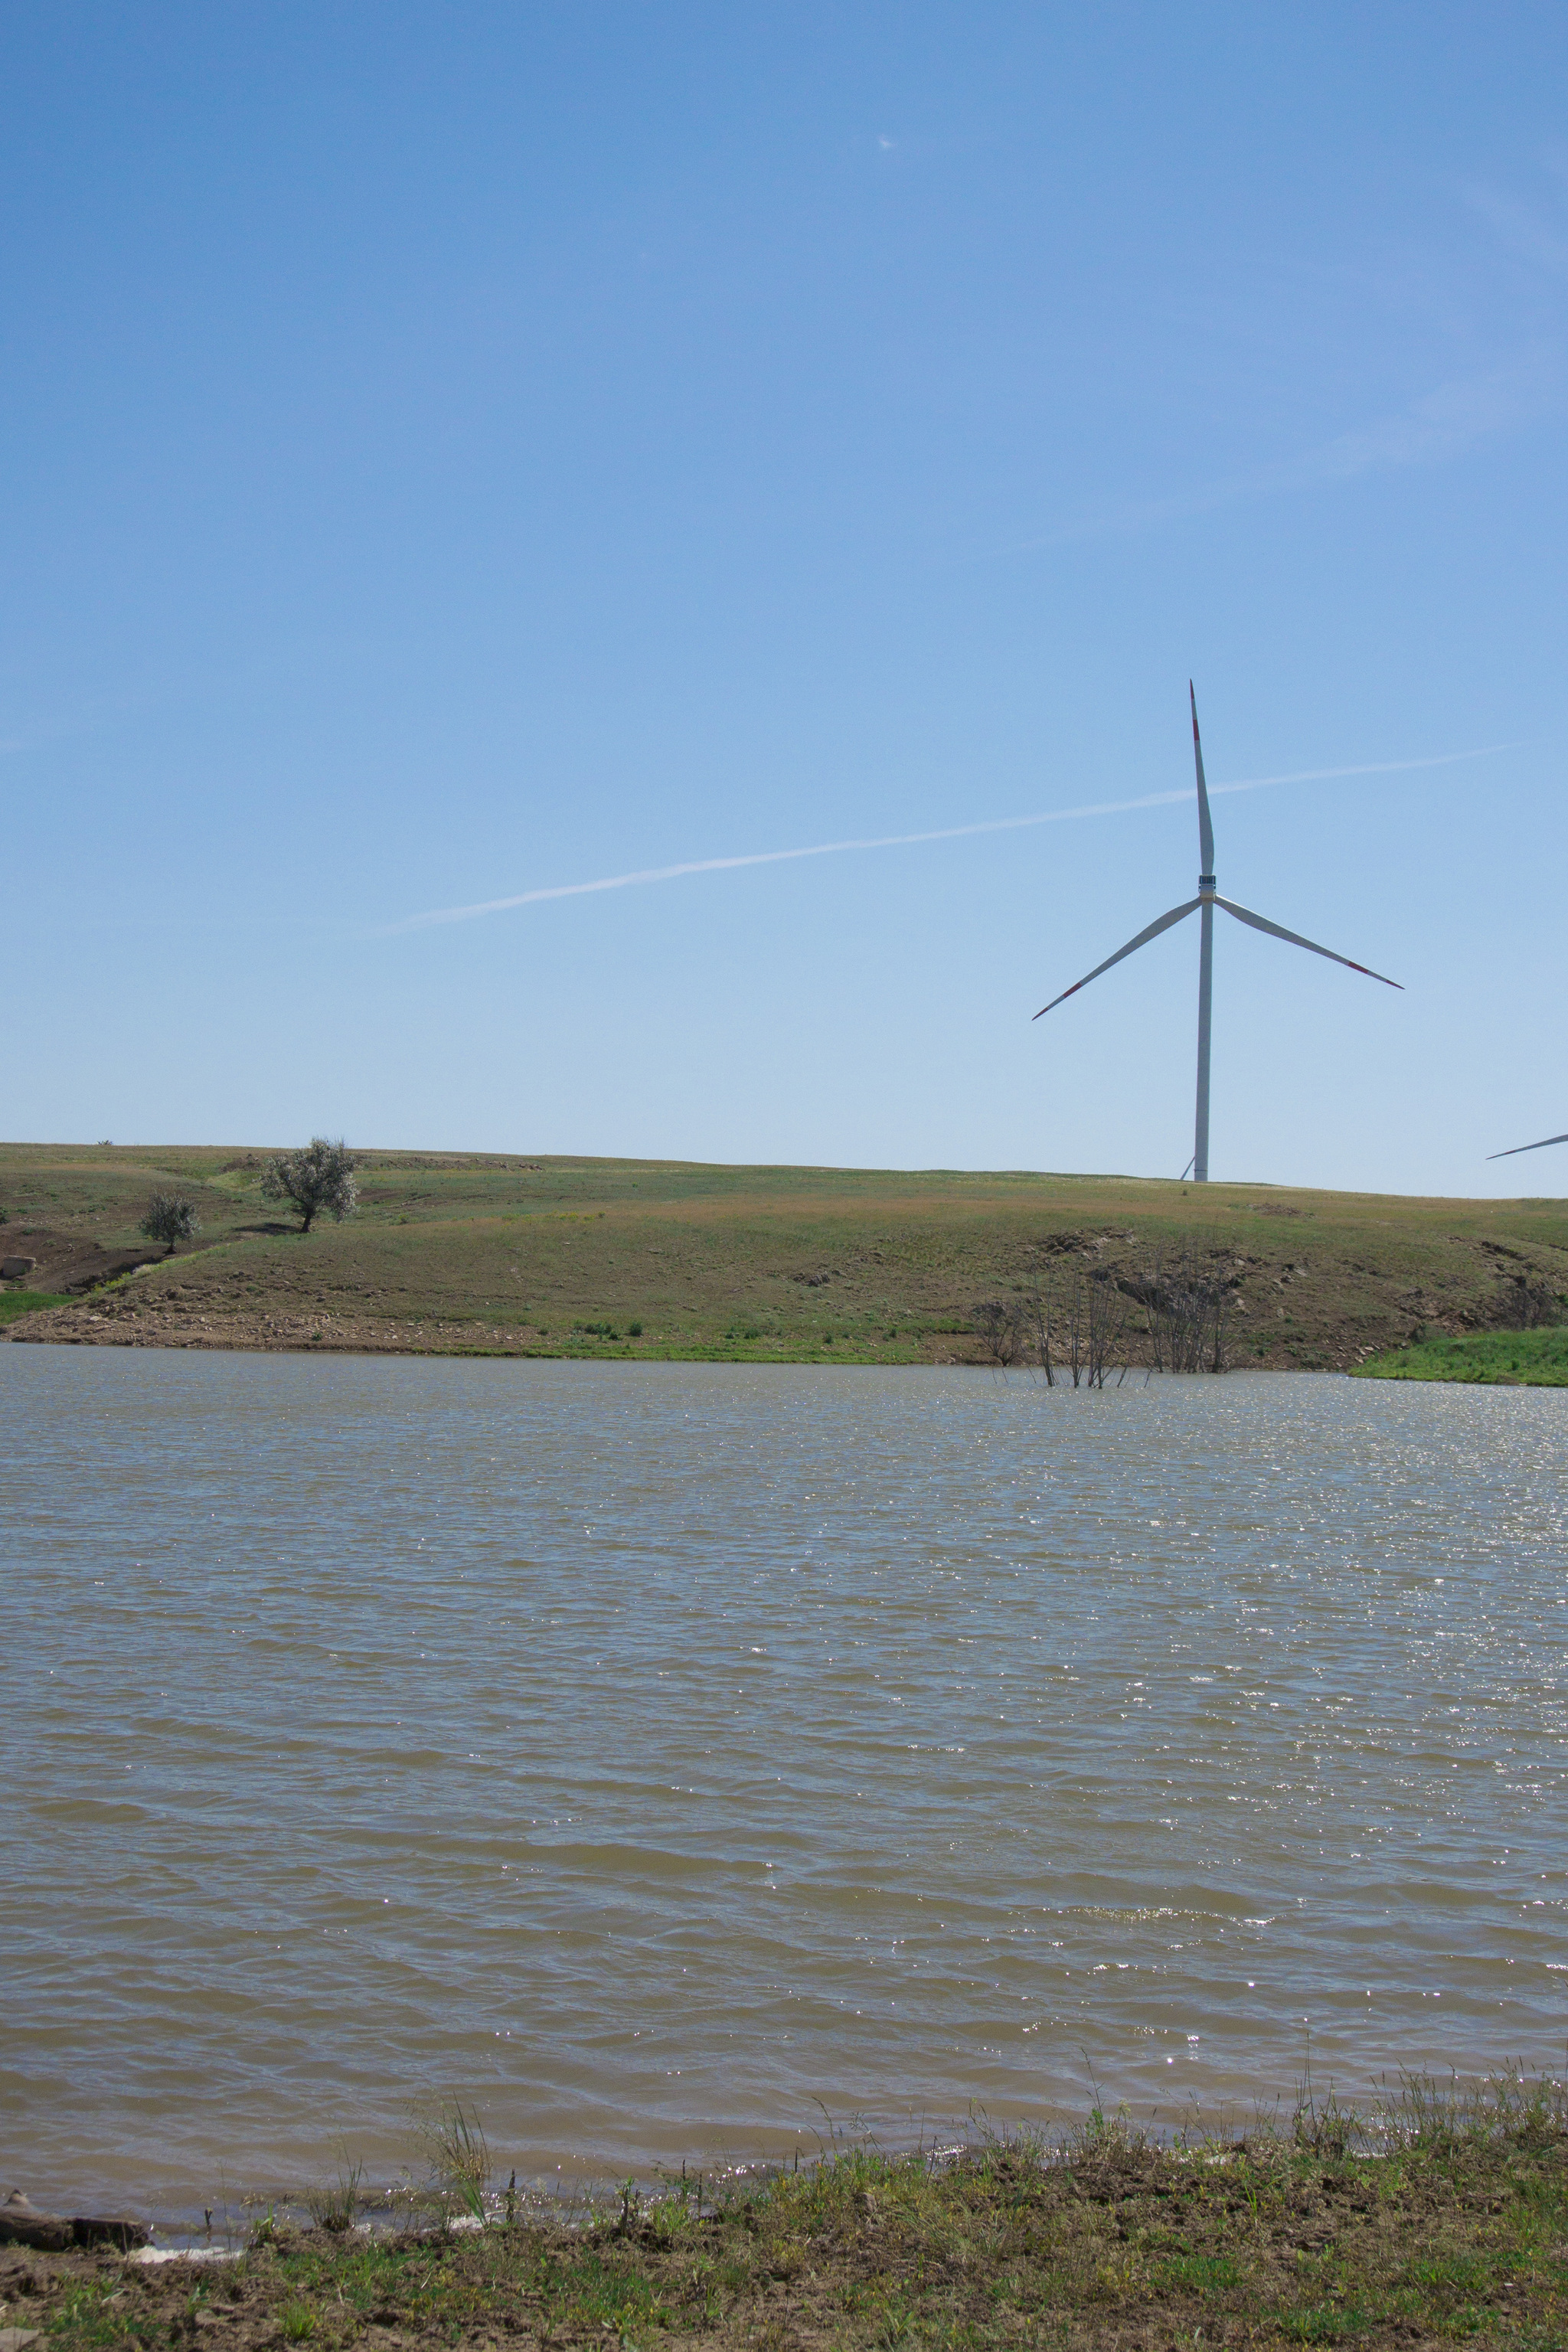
(129, 2247, 243, 2266)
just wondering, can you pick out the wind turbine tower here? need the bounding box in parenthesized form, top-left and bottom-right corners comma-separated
(1034, 688, 1402, 1181)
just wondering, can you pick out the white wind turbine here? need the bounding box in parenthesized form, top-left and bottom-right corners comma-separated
(1034, 686, 1403, 1182)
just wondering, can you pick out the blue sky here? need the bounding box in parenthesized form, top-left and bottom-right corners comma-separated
(5, 2, 1565, 1194)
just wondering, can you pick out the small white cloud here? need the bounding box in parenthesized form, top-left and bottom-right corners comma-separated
(877, 134, 894, 149)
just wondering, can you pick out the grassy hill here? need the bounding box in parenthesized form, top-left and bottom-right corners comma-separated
(2, 1140, 1566, 1367)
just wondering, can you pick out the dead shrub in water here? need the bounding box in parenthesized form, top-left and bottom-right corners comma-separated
(1129, 1244, 1231, 1373)
(1023, 1259, 1131, 1387)
(974, 1298, 1023, 1370)
(1019, 1230, 1238, 1379)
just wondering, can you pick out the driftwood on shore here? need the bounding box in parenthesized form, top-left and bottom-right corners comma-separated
(0, 2190, 147, 2252)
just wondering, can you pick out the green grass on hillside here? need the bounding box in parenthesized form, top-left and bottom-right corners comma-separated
(0, 1285, 70, 1326)
(1354, 1326, 1568, 1385)
(4, 1141, 1568, 1367)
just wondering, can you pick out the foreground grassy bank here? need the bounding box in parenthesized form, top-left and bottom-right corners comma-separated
(13, 2089, 1568, 2352)
(1354, 1328, 1568, 1386)
(2, 1142, 1566, 1370)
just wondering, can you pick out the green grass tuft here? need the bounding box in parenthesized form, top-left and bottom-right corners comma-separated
(302, 2158, 363, 2234)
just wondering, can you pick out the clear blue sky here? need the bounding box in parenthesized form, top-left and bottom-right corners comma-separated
(5, 3, 1565, 1194)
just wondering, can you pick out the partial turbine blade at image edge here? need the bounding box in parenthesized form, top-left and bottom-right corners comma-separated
(1033, 899, 1201, 1018)
(1486, 1132, 1568, 1161)
(1214, 897, 1403, 988)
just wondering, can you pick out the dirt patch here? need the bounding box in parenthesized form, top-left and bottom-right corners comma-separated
(0, 1227, 166, 1295)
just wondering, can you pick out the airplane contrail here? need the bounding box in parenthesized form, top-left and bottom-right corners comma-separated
(389, 743, 1511, 934)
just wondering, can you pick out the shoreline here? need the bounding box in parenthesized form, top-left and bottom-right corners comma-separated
(8, 2077, 1566, 2350)
(4, 1321, 1300, 1369)
(12, 1324, 1568, 1383)
(12, 2056, 1565, 2251)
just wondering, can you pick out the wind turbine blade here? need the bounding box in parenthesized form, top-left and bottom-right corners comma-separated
(1215, 896, 1403, 989)
(1033, 899, 1201, 1018)
(1486, 1132, 1568, 1161)
(1190, 681, 1214, 877)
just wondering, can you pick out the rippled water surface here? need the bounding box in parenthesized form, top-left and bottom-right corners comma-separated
(5, 1350, 1566, 2212)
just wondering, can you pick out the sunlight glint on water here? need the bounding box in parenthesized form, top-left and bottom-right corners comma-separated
(5, 1351, 1566, 2213)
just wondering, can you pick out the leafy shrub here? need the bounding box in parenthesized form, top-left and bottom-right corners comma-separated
(139, 1194, 201, 1255)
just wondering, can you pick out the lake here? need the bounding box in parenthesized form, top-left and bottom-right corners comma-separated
(5, 1350, 1566, 2219)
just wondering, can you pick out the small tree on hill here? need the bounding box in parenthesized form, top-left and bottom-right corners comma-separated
(139, 1193, 201, 1257)
(261, 1138, 359, 1235)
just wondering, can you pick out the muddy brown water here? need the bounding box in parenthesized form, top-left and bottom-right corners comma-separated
(4, 1351, 1565, 2220)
